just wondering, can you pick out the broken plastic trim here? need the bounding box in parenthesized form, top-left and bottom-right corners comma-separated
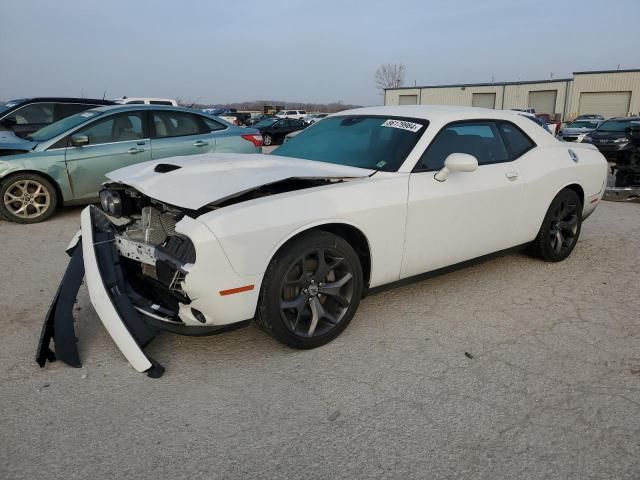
(36, 242, 85, 369)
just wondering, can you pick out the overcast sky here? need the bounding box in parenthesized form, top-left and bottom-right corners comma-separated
(1, 0, 639, 106)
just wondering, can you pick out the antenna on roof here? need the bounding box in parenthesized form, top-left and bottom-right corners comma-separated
(550, 72, 554, 80)
(102, 90, 107, 100)
(617, 64, 621, 70)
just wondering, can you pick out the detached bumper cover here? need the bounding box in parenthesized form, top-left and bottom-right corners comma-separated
(36, 206, 164, 377)
(36, 242, 85, 369)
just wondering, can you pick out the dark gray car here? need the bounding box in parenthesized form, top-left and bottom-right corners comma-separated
(557, 119, 603, 142)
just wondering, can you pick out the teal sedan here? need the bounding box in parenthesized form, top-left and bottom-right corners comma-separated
(0, 105, 263, 223)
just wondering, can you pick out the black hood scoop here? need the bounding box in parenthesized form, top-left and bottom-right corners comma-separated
(154, 163, 182, 173)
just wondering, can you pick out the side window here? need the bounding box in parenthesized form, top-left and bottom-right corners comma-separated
(152, 111, 207, 138)
(9, 103, 55, 124)
(417, 121, 509, 171)
(203, 117, 226, 131)
(125, 100, 145, 104)
(76, 112, 144, 145)
(150, 100, 173, 105)
(499, 122, 535, 159)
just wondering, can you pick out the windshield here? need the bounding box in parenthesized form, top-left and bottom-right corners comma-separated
(567, 121, 598, 129)
(28, 110, 103, 142)
(255, 119, 277, 127)
(596, 119, 636, 133)
(272, 115, 428, 172)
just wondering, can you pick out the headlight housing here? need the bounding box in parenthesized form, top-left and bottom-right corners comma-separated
(99, 189, 123, 217)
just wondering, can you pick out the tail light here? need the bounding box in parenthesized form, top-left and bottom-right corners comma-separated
(241, 134, 263, 148)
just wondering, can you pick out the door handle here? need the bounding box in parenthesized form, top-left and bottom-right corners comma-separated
(505, 170, 519, 180)
(127, 147, 144, 154)
(193, 141, 209, 147)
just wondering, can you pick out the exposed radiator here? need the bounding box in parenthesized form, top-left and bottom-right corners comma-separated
(142, 207, 177, 246)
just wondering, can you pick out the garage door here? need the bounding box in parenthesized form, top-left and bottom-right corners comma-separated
(471, 93, 496, 109)
(578, 92, 631, 118)
(529, 90, 557, 116)
(399, 95, 418, 105)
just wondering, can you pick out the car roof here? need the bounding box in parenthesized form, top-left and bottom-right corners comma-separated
(8, 97, 115, 105)
(336, 105, 530, 123)
(86, 104, 213, 115)
(605, 116, 640, 121)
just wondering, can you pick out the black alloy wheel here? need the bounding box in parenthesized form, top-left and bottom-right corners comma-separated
(531, 188, 582, 262)
(256, 231, 363, 349)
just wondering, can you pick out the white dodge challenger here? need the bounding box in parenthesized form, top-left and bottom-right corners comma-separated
(37, 106, 607, 377)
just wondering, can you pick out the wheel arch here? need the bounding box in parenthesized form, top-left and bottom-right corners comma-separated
(563, 183, 584, 207)
(268, 221, 373, 288)
(0, 169, 65, 205)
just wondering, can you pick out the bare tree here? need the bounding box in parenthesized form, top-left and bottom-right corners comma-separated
(375, 63, 406, 92)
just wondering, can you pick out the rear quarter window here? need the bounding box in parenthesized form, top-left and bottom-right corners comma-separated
(499, 122, 536, 159)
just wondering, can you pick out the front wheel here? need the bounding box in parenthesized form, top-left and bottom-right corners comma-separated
(530, 188, 582, 262)
(256, 230, 363, 349)
(263, 134, 273, 146)
(0, 173, 58, 223)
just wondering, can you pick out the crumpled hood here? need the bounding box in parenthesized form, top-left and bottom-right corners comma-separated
(106, 153, 374, 210)
(0, 130, 37, 151)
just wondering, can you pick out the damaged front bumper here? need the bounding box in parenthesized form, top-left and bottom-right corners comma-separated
(36, 206, 248, 378)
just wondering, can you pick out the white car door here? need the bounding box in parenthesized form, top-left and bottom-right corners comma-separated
(401, 120, 530, 278)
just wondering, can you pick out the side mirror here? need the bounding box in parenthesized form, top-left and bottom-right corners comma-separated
(434, 153, 478, 182)
(70, 134, 89, 147)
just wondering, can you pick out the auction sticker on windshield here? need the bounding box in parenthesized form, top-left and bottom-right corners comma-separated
(381, 119, 423, 132)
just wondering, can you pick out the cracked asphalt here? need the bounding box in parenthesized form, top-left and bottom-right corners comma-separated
(1, 200, 639, 480)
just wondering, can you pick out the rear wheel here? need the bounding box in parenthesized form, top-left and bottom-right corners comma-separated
(531, 189, 582, 262)
(0, 173, 58, 223)
(256, 231, 363, 349)
(263, 134, 273, 146)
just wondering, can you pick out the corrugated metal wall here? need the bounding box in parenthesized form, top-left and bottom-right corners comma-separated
(384, 71, 640, 121)
(568, 72, 640, 118)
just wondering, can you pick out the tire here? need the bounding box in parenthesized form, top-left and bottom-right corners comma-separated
(530, 188, 582, 262)
(256, 230, 364, 349)
(263, 134, 272, 146)
(0, 173, 58, 224)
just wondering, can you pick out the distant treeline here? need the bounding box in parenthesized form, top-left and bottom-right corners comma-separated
(178, 100, 362, 113)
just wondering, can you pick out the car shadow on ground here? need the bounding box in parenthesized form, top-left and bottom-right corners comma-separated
(0, 204, 87, 227)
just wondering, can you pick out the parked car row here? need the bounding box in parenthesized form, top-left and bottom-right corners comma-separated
(252, 118, 308, 146)
(0, 104, 262, 223)
(579, 116, 640, 161)
(554, 115, 640, 163)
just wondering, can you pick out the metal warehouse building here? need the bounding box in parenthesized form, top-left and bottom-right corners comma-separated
(384, 69, 640, 121)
